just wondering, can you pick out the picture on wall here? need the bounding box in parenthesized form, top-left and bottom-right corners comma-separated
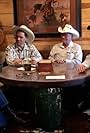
(14, 0, 81, 37)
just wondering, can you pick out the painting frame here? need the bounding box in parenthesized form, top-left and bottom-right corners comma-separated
(13, 0, 81, 38)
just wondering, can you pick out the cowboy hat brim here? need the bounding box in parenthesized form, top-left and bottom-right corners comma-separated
(58, 24, 79, 39)
(12, 25, 35, 42)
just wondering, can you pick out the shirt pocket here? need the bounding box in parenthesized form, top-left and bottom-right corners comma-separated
(67, 52, 74, 60)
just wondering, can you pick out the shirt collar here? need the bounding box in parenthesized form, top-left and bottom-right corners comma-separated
(60, 41, 73, 49)
(67, 41, 73, 47)
(15, 43, 29, 51)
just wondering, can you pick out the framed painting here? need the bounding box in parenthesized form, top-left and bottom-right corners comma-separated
(13, 0, 81, 38)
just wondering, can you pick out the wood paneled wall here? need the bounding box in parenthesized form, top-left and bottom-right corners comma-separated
(0, 0, 90, 52)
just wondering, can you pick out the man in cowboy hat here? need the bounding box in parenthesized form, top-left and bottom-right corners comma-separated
(35, 24, 83, 131)
(5, 25, 42, 66)
(5, 25, 42, 122)
(48, 24, 84, 116)
(49, 24, 83, 64)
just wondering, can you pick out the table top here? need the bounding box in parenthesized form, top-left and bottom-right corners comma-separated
(0, 63, 89, 88)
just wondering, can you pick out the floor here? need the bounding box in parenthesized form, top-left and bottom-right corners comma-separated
(4, 110, 90, 133)
(63, 112, 90, 133)
(2, 86, 90, 133)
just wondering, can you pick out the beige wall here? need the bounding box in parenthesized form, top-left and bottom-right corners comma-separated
(0, 0, 90, 52)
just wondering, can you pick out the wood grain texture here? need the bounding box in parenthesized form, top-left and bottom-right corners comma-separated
(0, 0, 90, 51)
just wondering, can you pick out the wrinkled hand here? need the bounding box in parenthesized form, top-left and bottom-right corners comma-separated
(55, 59, 65, 64)
(31, 59, 37, 64)
(12, 59, 23, 65)
(77, 64, 87, 73)
(23, 58, 37, 65)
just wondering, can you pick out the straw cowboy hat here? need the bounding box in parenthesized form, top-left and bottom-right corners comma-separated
(58, 24, 79, 39)
(12, 25, 35, 42)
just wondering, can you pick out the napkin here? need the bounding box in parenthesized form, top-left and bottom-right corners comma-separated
(17, 67, 24, 71)
(46, 75, 65, 79)
(17, 67, 35, 71)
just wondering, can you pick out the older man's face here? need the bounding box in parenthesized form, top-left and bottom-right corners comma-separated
(61, 33, 72, 46)
(15, 31, 27, 47)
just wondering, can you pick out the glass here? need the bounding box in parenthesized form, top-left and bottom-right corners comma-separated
(24, 64, 31, 71)
(22, 58, 31, 71)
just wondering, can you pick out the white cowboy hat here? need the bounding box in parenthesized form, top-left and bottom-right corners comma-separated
(12, 25, 35, 42)
(58, 24, 79, 39)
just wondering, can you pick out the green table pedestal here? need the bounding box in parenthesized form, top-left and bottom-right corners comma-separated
(35, 88, 62, 132)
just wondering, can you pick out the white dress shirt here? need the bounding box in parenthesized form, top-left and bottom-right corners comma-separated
(49, 41, 83, 64)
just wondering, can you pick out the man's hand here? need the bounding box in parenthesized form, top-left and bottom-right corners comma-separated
(12, 59, 22, 65)
(77, 64, 87, 73)
(55, 59, 65, 64)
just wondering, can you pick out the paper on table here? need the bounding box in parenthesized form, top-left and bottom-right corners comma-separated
(17, 67, 35, 71)
(17, 67, 24, 71)
(46, 75, 65, 79)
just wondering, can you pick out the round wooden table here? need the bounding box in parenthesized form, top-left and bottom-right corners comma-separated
(0, 63, 88, 88)
(0, 63, 89, 131)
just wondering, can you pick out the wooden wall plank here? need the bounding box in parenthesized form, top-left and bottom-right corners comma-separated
(0, 0, 13, 13)
(0, 14, 14, 26)
(1, 0, 90, 51)
(82, 0, 90, 3)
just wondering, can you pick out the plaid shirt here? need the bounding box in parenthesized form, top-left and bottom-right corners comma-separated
(5, 42, 42, 65)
